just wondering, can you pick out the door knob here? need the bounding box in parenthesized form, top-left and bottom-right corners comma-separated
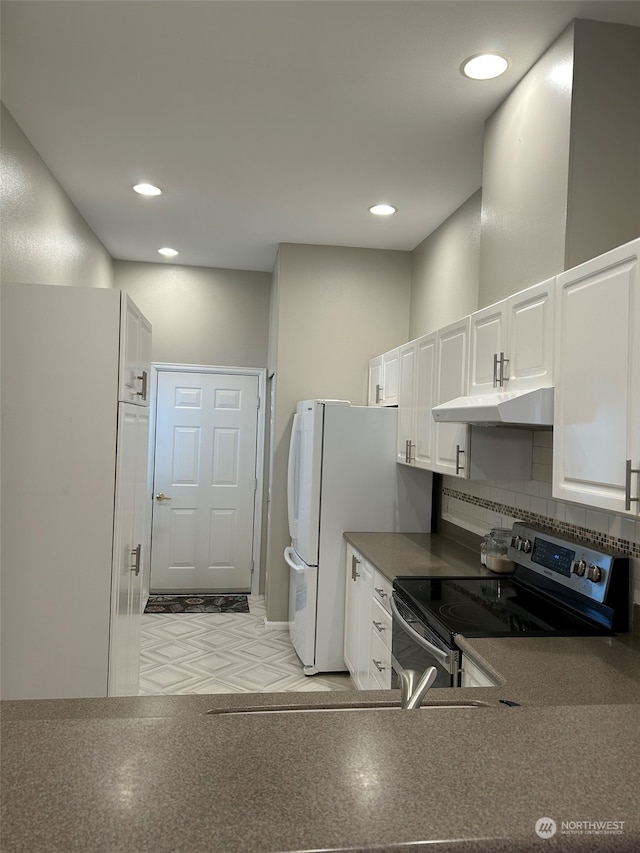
(155, 493, 172, 502)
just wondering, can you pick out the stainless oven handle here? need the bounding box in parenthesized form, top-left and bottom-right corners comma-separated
(390, 595, 450, 668)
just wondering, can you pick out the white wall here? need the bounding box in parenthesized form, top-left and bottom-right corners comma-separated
(410, 189, 481, 339)
(266, 243, 412, 621)
(0, 103, 113, 288)
(114, 260, 270, 367)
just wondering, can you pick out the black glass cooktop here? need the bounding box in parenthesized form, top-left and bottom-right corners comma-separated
(393, 575, 612, 641)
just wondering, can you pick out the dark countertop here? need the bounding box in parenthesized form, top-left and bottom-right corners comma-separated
(3, 531, 640, 853)
(344, 530, 490, 581)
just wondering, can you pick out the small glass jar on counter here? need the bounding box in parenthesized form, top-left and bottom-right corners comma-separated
(485, 527, 515, 574)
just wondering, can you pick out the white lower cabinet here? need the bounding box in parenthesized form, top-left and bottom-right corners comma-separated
(553, 237, 640, 515)
(344, 545, 373, 690)
(461, 656, 497, 688)
(344, 545, 393, 690)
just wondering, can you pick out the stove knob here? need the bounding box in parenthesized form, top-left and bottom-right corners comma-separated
(586, 564, 602, 583)
(572, 559, 586, 577)
(520, 539, 532, 554)
(511, 535, 521, 549)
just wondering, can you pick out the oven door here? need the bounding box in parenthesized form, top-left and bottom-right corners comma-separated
(390, 593, 460, 688)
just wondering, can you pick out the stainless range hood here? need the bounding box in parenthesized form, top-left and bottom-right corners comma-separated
(431, 387, 554, 427)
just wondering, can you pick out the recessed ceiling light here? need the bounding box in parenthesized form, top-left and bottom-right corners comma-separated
(157, 247, 179, 257)
(369, 204, 397, 216)
(133, 183, 163, 196)
(461, 53, 509, 80)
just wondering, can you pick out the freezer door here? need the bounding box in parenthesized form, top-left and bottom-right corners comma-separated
(287, 402, 323, 565)
(285, 546, 318, 673)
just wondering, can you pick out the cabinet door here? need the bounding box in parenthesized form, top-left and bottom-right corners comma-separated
(553, 239, 640, 515)
(344, 546, 372, 688)
(469, 302, 506, 395)
(433, 317, 470, 477)
(414, 331, 437, 469)
(119, 294, 152, 406)
(109, 405, 149, 696)
(506, 278, 554, 390)
(381, 348, 399, 406)
(368, 356, 383, 406)
(396, 341, 417, 464)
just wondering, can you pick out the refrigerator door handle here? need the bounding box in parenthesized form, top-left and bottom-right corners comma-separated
(287, 413, 302, 539)
(284, 546, 303, 572)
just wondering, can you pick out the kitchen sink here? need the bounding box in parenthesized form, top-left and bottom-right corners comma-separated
(205, 700, 489, 716)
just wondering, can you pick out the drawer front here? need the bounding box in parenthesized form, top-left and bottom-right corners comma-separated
(370, 597, 392, 653)
(369, 627, 392, 689)
(372, 571, 393, 614)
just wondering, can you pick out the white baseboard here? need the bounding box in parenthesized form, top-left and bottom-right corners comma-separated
(264, 618, 289, 631)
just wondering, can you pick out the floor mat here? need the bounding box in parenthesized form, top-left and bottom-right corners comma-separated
(144, 594, 250, 614)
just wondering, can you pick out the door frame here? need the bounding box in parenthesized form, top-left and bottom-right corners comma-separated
(144, 362, 267, 602)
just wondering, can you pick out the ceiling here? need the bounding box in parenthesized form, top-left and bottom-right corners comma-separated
(2, 1, 640, 273)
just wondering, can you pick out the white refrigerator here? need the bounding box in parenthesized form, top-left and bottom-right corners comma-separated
(284, 399, 432, 674)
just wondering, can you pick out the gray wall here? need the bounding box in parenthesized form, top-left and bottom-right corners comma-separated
(266, 243, 412, 621)
(410, 189, 482, 339)
(479, 20, 640, 307)
(0, 103, 113, 289)
(479, 25, 574, 306)
(566, 20, 640, 268)
(114, 260, 271, 367)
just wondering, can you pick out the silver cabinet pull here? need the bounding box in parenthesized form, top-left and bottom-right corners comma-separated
(405, 439, 415, 464)
(375, 383, 383, 404)
(625, 459, 640, 511)
(374, 587, 387, 599)
(155, 492, 172, 502)
(372, 659, 386, 672)
(136, 370, 148, 400)
(493, 352, 499, 387)
(351, 553, 360, 581)
(455, 444, 465, 475)
(372, 620, 385, 632)
(498, 352, 509, 387)
(130, 544, 141, 576)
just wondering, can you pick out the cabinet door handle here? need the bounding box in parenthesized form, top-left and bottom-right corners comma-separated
(499, 352, 509, 387)
(455, 444, 465, 475)
(372, 620, 385, 633)
(625, 459, 640, 511)
(136, 370, 148, 400)
(493, 353, 499, 388)
(351, 554, 361, 581)
(405, 439, 415, 464)
(130, 544, 141, 576)
(375, 384, 383, 404)
(372, 659, 386, 672)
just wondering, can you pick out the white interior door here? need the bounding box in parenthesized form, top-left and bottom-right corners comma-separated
(151, 371, 260, 593)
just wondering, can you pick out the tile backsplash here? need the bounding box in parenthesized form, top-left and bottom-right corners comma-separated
(441, 431, 640, 606)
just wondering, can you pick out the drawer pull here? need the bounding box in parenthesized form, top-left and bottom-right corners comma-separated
(372, 659, 386, 672)
(372, 620, 385, 633)
(374, 587, 388, 598)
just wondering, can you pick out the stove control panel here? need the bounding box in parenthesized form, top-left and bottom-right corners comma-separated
(507, 522, 618, 605)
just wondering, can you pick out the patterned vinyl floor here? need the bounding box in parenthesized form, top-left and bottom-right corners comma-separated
(138, 595, 352, 695)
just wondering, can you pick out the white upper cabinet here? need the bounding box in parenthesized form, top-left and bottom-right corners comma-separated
(553, 238, 640, 515)
(396, 340, 417, 463)
(433, 317, 470, 477)
(469, 302, 507, 395)
(368, 347, 399, 406)
(469, 278, 554, 395)
(414, 331, 438, 470)
(119, 294, 152, 406)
